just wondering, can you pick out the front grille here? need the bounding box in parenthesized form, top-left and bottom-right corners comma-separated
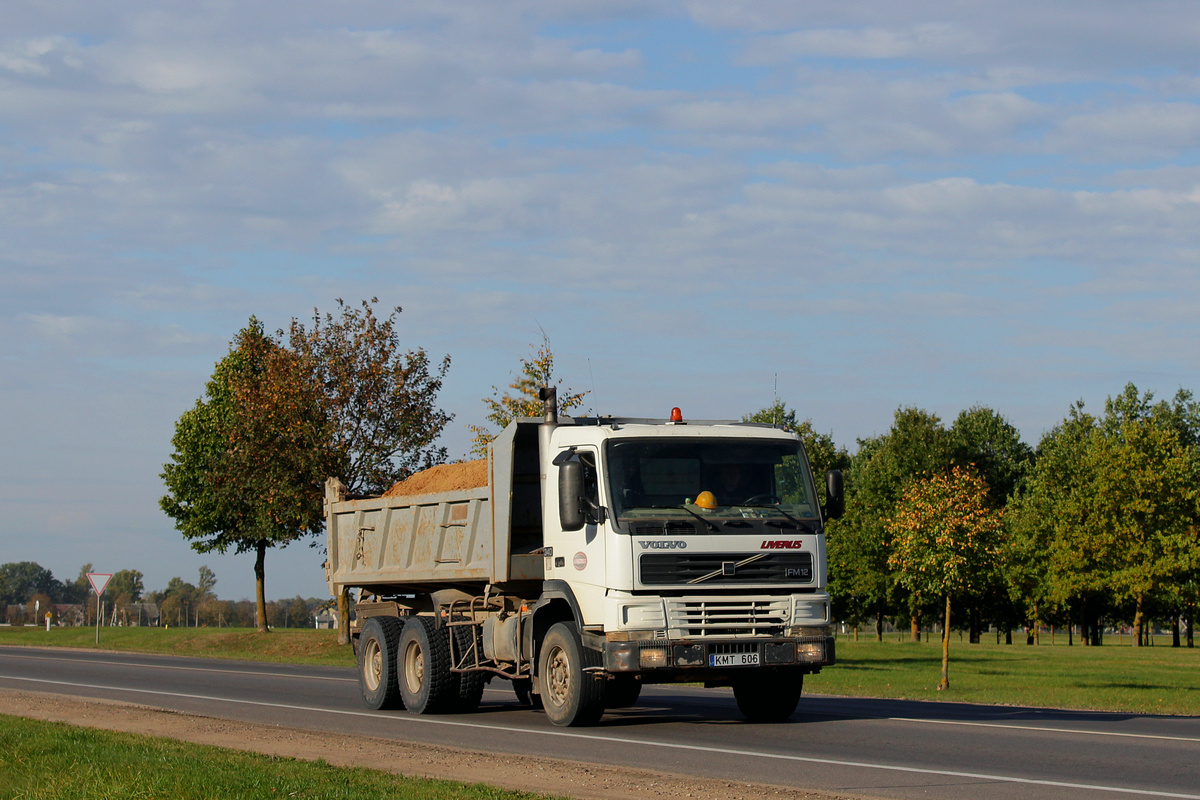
(640, 552, 813, 586)
(665, 597, 790, 637)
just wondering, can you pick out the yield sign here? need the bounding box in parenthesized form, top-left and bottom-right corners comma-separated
(87, 573, 113, 596)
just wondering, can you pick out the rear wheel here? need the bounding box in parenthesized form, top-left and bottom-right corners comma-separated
(538, 622, 606, 727)
(733, 672, 802, 723)
(358, 616, 405, 710)
(398, 616, 458, 714)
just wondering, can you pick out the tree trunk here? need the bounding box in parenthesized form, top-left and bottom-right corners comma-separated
(1187, 606, 1194, 648)
(1133, 593, 1145, 647)
(1172, 613, 1181, 648)
(254, 540, 270, 634)
(875, 609, 883, 642)
(911, 612, 920, 642)
(938, 596, 951, 691)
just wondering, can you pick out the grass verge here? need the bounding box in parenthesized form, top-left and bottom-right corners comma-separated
(0, 714, 560, 800)
(0, 625, 353, 666)
(807, 635, 1200, 715)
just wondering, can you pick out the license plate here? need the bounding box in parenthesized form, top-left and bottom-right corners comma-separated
(709, 652, 759, 667)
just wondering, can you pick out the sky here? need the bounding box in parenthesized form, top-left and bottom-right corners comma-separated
(4, 1, 1200, 602)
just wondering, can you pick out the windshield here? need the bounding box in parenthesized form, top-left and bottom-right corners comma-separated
(605, 437, 818, 525)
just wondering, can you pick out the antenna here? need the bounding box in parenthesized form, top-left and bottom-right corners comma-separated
(588, 357, 597, 413)
(774, 373, 779, 425)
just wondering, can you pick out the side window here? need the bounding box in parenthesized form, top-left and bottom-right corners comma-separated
(579, 450, 600, 522)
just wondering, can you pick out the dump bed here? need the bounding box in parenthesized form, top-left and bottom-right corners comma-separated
(324, 420, 545, 597)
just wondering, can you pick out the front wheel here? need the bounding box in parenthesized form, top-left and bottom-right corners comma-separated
(733, 672, 802, 723)
(537, 622, 606, 726)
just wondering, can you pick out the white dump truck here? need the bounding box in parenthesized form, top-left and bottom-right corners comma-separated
(324, 389, 843, 726)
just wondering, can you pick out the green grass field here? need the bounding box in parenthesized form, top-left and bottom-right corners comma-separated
(0, 624, 353, 666)
(0, 714, 562, 800)
(3, 624, 1199, 715)
(806, 634, 1200, 715)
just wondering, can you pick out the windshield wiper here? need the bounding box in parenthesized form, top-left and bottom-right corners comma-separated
(742, 505, 804, 530)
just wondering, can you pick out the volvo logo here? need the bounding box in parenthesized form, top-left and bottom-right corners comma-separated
(639, 540, 687, 550)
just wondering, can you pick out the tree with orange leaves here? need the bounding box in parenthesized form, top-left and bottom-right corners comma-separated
(888, 465, 1003, 690)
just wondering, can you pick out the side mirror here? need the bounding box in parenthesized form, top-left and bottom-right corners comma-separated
(559, 460, 585, 531)
(823, 470, 845, 521)
(558, 457, 606, 531)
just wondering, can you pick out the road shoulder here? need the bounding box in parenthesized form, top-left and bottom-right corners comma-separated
(1, 688, 856, 800)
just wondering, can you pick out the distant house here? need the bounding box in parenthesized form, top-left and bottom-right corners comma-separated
(129, 603, 160, 626)
(55, 604, 86, 626)
(314, 611, 338, 630)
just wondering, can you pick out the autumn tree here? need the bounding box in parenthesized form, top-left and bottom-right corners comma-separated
(828, 407, 951, 640)
(948, 407, 1033, 642)
(888, 466, 1003, 690)
(468, 335, 587, 457)
(286, 298, 452, 497)
(161, 319, 333, 632)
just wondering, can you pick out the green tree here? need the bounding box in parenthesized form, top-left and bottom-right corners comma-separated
(468, 335, 587, 457)
(61, 564, 93, 605)
(888, 466, 1004, 689)
(161, 319, 333, 633)
(286, 298, 453, 497)
(949, 407, 1032, 507)
(107, 570, 144, 603)
(1009, 385, 1200, 646)
(198, 565, 217, 598)
(1062, 386, 1200, 645)
(0, 562, 57, 607)
(743, 400, 850, 504)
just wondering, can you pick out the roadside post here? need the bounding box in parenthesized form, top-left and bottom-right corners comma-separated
(87, 573, 112, 646)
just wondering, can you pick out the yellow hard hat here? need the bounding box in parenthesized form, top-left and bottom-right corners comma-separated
(694, 490, 717, 510)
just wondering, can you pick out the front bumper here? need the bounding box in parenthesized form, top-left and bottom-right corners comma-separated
(603, 635, 835, 674)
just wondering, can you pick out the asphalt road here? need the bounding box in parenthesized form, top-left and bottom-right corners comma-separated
(2, 644, 1198, 800)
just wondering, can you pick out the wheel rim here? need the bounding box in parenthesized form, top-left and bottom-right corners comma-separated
(403, 639, 425, 694)
(363, 637, 383, 692)
(545, 644, 570, 708)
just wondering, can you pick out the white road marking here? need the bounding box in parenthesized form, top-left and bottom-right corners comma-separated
(2, 674, 1198, 800)
(886, 715, 1200, 744)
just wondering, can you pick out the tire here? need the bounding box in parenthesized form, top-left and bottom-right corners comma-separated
(605, 675, 642, 709)
(451, 622, 486, 713)
(398, 616, 458, 714)
(358, 616, 405, 710)
(537, 621, 606, 727)
(733, 672, 803, 723)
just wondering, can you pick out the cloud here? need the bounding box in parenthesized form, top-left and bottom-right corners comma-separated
(3, 0, 1200, 599)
